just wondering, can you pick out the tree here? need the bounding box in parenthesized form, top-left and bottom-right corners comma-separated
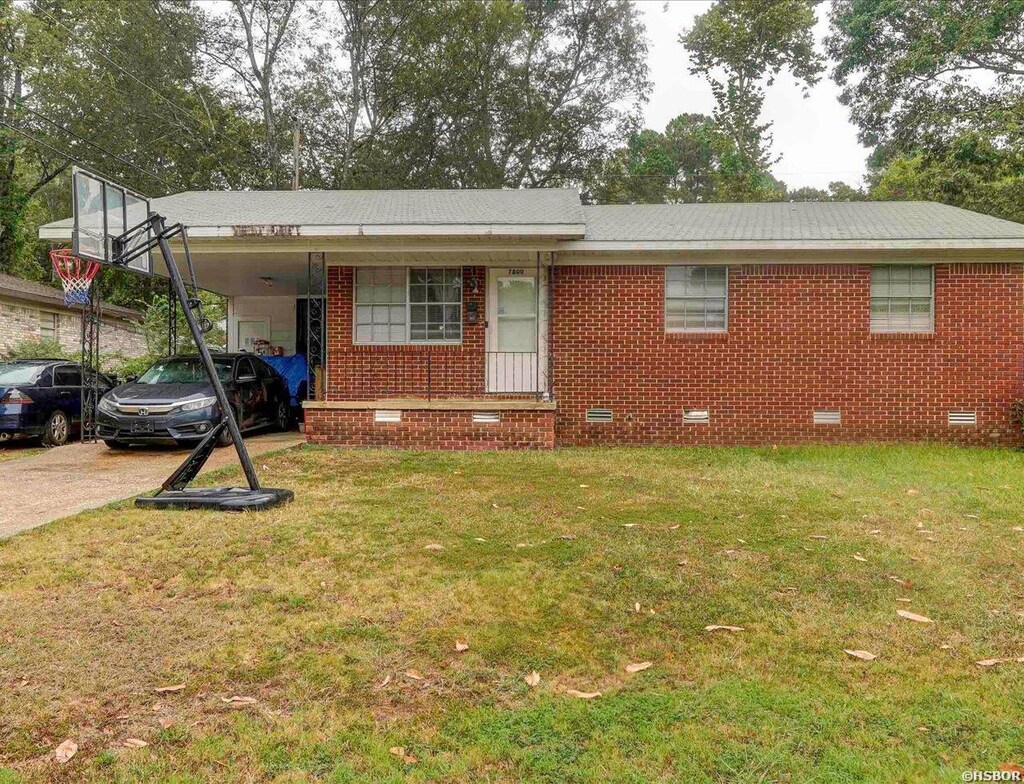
(199, 0, 301, 189)
(298, 0, 650, 190)
(787, 180, 866, 201)
(587, 113, 787, 204)
(827, 0, 1024, 159)
(681, 0, 824, 196)
(870, 134, 1024, 223)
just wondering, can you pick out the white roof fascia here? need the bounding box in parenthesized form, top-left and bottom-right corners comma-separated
(564, 239, 1024, 251)
(40, 223, 586, 240)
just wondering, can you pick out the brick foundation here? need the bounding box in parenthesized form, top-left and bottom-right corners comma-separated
(305, 407, 555, 450)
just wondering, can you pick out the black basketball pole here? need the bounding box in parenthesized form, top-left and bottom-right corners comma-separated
(150, 213, 261, 491)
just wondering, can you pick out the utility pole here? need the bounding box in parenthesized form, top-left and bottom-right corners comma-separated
(292, 117, 300, 190)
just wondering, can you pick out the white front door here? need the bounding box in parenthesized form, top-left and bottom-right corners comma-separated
(487, 267, 541, 393)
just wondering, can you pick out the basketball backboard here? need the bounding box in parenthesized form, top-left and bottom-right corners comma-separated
(72, 166, 152, 274)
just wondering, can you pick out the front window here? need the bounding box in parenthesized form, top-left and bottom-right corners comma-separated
(870, 266, 933, 333)
(665, 266, 727, 332)
(137, 357, 233, 383)
(355, 267, 462, 344)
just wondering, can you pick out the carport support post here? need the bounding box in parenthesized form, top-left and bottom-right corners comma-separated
(150, 213, 261, 491)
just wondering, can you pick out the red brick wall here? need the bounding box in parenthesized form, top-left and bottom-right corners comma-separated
(326, 265, 487, 399)
(305, 408, 555, 450)
(551, 263, 1024, 446)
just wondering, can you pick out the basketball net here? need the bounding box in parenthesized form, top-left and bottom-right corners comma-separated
(50, 248, 100, 307)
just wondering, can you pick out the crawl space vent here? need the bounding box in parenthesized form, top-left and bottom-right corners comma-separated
(948, 411, 977, 426)
(683, 409, 710, 424)
(813, 410, 841, 425)
(585, 408, 613, 423)
(473, 411, 500, 424)
(374, 409, 402, 423)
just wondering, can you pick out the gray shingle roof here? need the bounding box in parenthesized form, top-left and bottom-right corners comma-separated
(0, 273, 142, 320)
(580, 201, 1024, 242)
(42, 188, 586, 232)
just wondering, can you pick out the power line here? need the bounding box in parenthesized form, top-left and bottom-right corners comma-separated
(0, 119, 74, 162)
(9, 99, 175, 192)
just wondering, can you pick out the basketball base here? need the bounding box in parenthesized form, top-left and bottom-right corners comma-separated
(135, 487, 294, 512)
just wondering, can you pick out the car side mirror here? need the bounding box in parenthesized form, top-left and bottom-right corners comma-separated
(125, 375, 138, 383)
(236, 374, 257, 383)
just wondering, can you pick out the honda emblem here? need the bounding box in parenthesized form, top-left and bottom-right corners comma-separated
(138, 407, 149, 417)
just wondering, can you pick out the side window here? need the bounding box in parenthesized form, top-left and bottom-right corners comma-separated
(870, 265, 934, 333)
(236, 358, 257, 381)
(665, 266, 728, 332)
(255, 359, 275, 380)
(53, 365, 82, 387)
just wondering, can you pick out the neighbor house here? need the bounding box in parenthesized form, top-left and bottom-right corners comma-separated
(0, 273, 146, 360)
(40, 191, 1024, 449)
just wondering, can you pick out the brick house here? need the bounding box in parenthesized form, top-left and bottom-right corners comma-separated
(40, 191, 1024, 449)
(0, 273, 146, 360)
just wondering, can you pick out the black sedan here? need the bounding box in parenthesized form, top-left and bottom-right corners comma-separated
(97, 353, 292, 449)
(0, 359, 114, 446)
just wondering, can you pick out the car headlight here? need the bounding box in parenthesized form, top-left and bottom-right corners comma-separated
(178, 396, 217, 412)
(98, 396, 117, 414)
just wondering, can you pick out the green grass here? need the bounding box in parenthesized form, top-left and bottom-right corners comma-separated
(0, 444, 42, 462)
(1, 444, 1023, 782)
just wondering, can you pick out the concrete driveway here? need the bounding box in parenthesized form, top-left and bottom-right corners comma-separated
(0, 432, 304, 538)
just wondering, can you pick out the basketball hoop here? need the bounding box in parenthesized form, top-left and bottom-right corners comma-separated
(50, 248, 100, 307)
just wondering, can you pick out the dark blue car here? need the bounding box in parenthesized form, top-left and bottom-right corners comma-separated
(0, 359, 113, 446)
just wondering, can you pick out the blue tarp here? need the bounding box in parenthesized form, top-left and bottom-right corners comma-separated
(262, 354, 307, 406)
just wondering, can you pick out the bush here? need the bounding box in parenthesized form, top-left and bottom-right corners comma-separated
(1, 338, 71, 361)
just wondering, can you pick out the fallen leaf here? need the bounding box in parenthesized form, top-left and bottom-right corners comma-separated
(887, 575, 912, 589)
(54, 739, 77, 764)
(423, 544, 444, 551)
(634, 602, 641, 613)
(153, 683, 185, 693)
(622, 523, 638, 528)
(558, 534, 576, 540)
(566, 689, 601, 699)
(158, 717, 174, 729)
(896, 598, 912, 603)
(844, 649, 877, 661)
(404, 669, 425, 681)
(473, 537, 486, 542)
(123, 738, 148, 749)
(869, 529, 881, 534)
(1013, 526, 1024, 532)
(377, 674, 392, 688)
(579, 484, 589, 488)
(897, 610, 934, 624)
(403, 754, 418, 764)
(976, 656, 1024, 667)
(625, 661, 653, 673)
(524, 671, 541, 687)
(220, 695, 257, 705)
(964, 513, 980, 520)
(389, 746, 405, 757)
(809, 535, 827, 540)
(704, 625, 744, 633)
(907, 488, 919, 496)
(668, 524, 680, 530)
(454, 640, 469, 652)
(853, 555, 868, 562)
(999, 763, 1024, 775)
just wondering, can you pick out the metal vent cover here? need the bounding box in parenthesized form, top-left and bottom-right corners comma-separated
(683, 409, 710, 424)
(585, 408, 613, 423)
(813, 410, 841, 425)
(948, 411, 977, 426)
(473, 411, 500, 424)
(374, 409, 402, 423)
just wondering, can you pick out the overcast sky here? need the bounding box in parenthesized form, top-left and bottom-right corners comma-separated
(637, 0, 869, 191)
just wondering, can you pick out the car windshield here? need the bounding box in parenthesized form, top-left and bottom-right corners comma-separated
(0, 363, 45, 385)
(136, 357, 232, 384)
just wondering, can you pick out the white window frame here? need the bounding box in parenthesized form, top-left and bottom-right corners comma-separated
(665, 266, 728, 333)
(869, 265, 934, 334)
(353, 266, 463, 345)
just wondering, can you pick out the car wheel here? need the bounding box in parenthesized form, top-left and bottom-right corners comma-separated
(42, 411, 70, 447)
(103, 439, 130, 450)
(274, 400, 291, 431)
(217, 407, 238, 448)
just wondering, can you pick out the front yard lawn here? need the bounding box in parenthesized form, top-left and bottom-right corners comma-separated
(1, 444, 1023, 782)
